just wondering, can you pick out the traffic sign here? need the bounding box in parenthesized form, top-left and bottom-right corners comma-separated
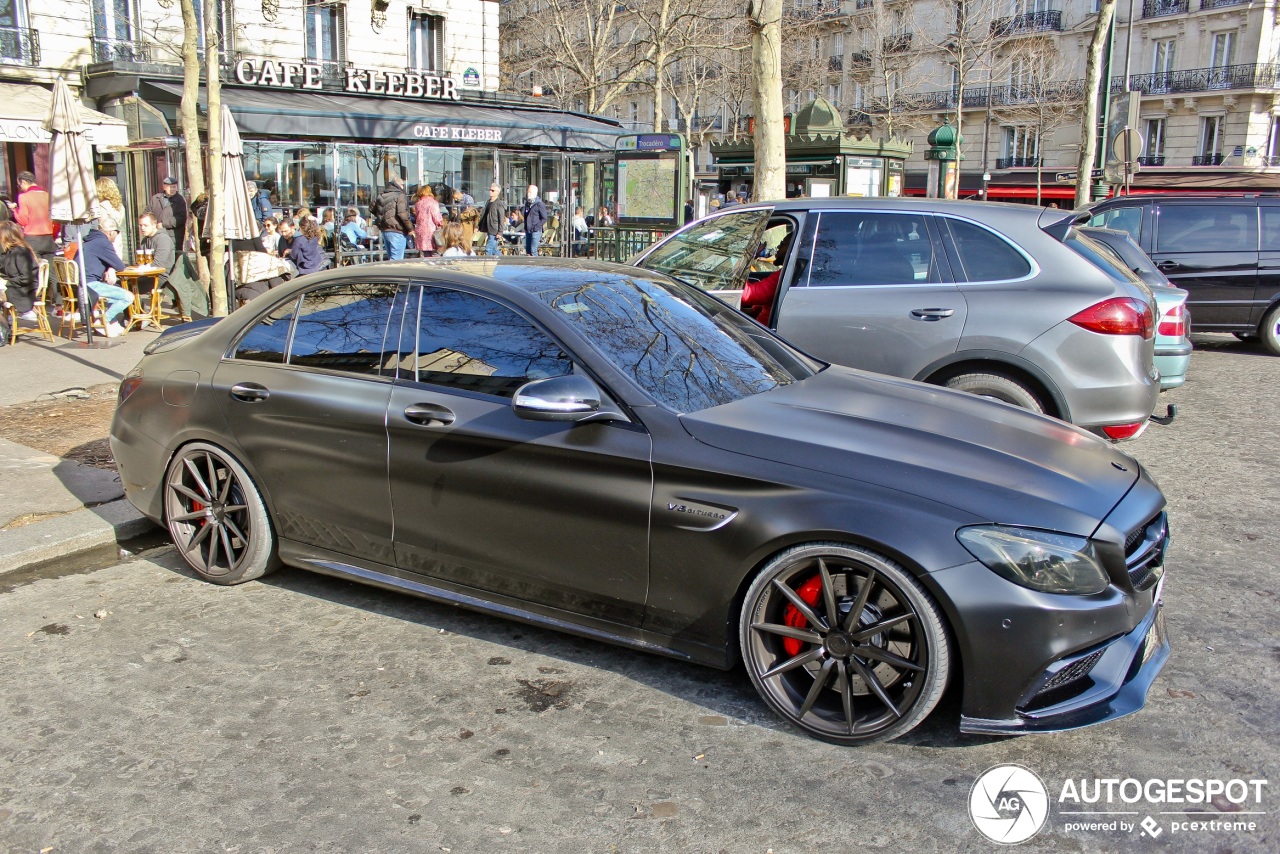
(1055, 169, 1105, 183)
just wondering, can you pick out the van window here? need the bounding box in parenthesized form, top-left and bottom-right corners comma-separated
(1262, 208, 1280, 252)
(1088, 206, 1142, 241)
(1155, 205, 1258, 253)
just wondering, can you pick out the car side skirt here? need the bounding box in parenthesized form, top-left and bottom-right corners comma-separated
(278, 539, 733, 669)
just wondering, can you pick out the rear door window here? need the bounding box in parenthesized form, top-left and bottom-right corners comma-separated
(1155, 205, 1259, 253)
(941, 218, 1033, 282)
(807, 211, 937, 286)
(1261, 208, 1280, 251)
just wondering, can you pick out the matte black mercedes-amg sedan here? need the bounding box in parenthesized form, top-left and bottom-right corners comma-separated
(111, 258, 1170, 744)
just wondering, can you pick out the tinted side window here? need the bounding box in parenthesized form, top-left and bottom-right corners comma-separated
(410, 287, 573, 398)
(233, 296, 300, 363)
(1155, 205, 1259, 253)
(1089, 206, 1143, 241)
(944, 219, 1033, 282)
(287, 283, 400, 376)
(1262, 208, 1280, 252)
(808, 212, 934, 287)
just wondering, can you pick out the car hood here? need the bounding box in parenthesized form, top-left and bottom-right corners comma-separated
(680, 366, 1139, 536)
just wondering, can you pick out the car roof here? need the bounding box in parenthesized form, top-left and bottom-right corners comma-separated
(1088, 193, 1278, 208)
(742, 197, 1053, 216)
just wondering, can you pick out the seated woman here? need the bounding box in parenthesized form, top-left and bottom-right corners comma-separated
(740, 230, 793, 327)
(440, 222, 474, 257)
(0, 221, 39, 319)
(289, 217, 329, 276)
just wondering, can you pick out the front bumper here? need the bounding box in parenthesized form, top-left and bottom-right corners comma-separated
(960, 585, 1168, 734)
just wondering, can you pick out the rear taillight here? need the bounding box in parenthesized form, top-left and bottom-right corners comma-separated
(118, 370, 144, 405)
(1102, 421, 1148, 441)
(1069, 298, 1155, 339)
(1157, 304, 1186, 338)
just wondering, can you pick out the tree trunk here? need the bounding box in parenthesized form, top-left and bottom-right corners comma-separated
(748, 0, 785, 202)
(205, 0, 227, 317)
(178, 0, 210, 299)
(1076, 0, 1116, 208)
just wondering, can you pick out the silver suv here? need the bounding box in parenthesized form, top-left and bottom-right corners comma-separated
(634, 198, 1161, 440)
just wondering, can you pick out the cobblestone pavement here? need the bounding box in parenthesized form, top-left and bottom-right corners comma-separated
(0, 334, 1276, 853)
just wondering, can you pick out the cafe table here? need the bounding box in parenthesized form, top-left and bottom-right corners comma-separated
(117, 265, 188, 331)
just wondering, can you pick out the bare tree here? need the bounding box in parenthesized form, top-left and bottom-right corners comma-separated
(998, 37, 1080, 204)
(178, 0, 209, 300)
(204, 0, 226, 317)
(748, 0, 785, 201)
(855, 0, 935, 140)
(1075, 0, 1116, 208)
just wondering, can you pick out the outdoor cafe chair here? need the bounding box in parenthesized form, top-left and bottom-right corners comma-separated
(52, 256, 110, 340)
(5, 259, 54, 345)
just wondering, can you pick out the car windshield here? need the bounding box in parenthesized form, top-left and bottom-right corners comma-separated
(520, 269, 822, 413)
(638, 208, 772, 291)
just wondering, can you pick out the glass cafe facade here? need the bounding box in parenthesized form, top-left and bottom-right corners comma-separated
(83, 57, 626, 251)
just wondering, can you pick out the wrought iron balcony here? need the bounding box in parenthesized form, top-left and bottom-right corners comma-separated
(849, 50, 871, 67)
(0, 27, 40, 66)
(1143, 0, 1188, 17)
(1200, 0, 1247, 7)
(828, 55, 843, 71)
(856, 0, 874, 8)
(790, 1, 845, 22)
(1127, 63, 1280, 94)
(991, 10, 1063, 37)
(1136, 155, 1166, 166)
(91, 36, 152, 64)
(995, 157, 1043, 169)
(848, 109, 873, 126)
(1192, 154, 1224, 166)
(883, 33, 913, 54)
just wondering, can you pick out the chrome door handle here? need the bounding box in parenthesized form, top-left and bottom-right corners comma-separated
(910, 308, 955, 320)
(230, 382, 270, 402)
(1155, 260, 1179, 270)
(404, 402, 456, 426)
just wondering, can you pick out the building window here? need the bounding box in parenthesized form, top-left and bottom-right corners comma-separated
(193, 0, 233, 59)
(828, 83, 841, 106)
(1268, 115, 1280, 164)
(0, 0, 33, 64)
(1200, 115, 1224, 160)
(1210, 32, 1235, 68)
(1003, 126, 1039, 160)
(1145, 118, 1165, 157)
(92, 0, 137, 60)
(1151, 38, 1175, 92)
(305, 0, 346, 72)
(408, 12, 444, 72)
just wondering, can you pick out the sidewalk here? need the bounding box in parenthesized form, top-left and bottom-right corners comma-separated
(1, 330, 165, 577)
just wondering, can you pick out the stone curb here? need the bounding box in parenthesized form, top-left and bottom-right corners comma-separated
(0, 500, 158, 578)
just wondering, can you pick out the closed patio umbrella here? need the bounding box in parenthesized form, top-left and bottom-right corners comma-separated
(220, 105, 259, 307)
(45, 76, 101, 344)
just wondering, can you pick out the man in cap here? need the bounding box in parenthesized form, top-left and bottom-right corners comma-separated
(147, 176, 188, 247)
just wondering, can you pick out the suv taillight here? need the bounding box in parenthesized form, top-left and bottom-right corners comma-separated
(1157, 304, 1186, 338)
(1069, 298, 1154, 340)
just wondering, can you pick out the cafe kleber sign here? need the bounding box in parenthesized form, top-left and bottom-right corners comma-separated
(235, 58, 461, 101)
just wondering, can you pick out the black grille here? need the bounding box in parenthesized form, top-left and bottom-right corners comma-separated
(1125, 512, 1168, 592)
(1040, 649, 1104, 694)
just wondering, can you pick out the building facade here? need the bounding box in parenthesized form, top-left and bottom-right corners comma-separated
(3, 0, 623, 243)
(506, 0, 1280, 200)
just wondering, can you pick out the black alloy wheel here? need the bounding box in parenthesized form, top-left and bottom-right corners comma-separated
(163, 442, 279, 585)
(740, 543, 950, 744)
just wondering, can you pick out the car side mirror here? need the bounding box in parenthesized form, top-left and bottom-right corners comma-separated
(513, 374, 624, 423)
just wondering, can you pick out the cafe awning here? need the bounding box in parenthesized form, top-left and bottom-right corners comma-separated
(144, 82, 626, 151)
(0, 81, 129, 148)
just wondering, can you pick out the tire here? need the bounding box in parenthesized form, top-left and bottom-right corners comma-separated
(163, 442, 280, 585)
(944, 372, 1045, 413)
(1260, 304, 1280, 357)
(739, 543, 951, 745)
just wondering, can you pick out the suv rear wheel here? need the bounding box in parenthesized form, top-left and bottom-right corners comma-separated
(943, 372, 1045, 414)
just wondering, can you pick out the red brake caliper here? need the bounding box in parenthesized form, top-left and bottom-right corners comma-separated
(782, 575, 823, 656)
(192, 500, 207, 526)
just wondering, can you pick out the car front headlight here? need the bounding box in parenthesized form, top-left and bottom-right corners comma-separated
(957, 526, 1110, 595)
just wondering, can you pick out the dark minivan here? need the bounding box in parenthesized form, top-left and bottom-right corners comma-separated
(1084, 194, 1280, 354)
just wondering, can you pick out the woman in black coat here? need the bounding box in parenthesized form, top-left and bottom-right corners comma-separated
(0, 221, 39, 314)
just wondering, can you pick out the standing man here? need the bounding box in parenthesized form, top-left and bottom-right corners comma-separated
(479, 183, 505, 257)
(9, 171, 56, 260)
(148, 176, 188, 249)
(371, 175, 412, 260)
(522, 184, 548, 257)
